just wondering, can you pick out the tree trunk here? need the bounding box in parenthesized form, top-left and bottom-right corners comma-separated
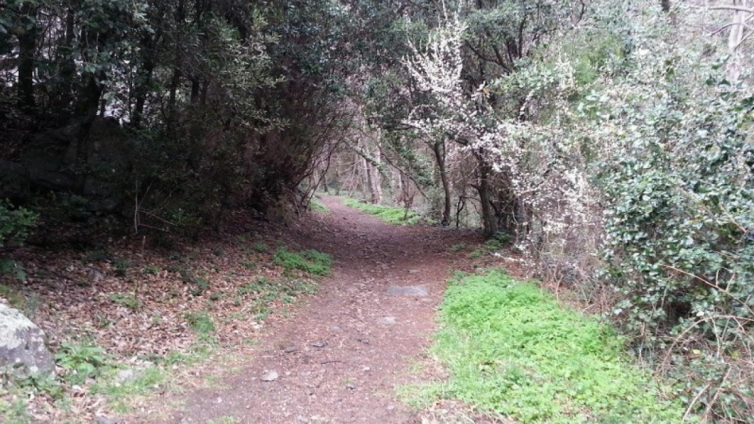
(477, 156, 498, 238)
(168, 68, 182, 121)
(370, 146, 383, 204)
(362, 156, 374, 202)
(132, 60, 154, 127)
(190, 77, 201, 104)
(727, 0, 749, 80)
(433, 140, 452, 226)
(74, 73, 104, 193)
(56, 7, 76, 113)
(17, 3, 37, 112)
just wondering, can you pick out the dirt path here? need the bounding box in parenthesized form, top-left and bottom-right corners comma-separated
(156, 196, 480, 424)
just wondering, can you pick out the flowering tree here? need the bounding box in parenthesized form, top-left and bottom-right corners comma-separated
(403, 6, 599, 269)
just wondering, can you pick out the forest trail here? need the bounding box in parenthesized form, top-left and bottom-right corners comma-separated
(153, 196, 481, 424)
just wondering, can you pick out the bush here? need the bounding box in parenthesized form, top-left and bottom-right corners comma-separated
(0, 200, 37, 247)
(598, 88, 754, 419)
(56, 342, 109, 384)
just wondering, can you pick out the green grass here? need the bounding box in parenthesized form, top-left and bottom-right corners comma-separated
(252, 242, 268, 253)
(185, 311, 216, 339)
(274, 248, 332, 276)
(109, 293, 141, 311)
(342, 199, 420, 225)
(309, 197, 329, 213)
(93, 366, 168, 413)
(402, 270, 685, 424)
(448, 243, 468, 252)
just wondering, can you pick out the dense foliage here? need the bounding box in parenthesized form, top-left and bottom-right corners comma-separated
(1, 0, 355, 225)
(2, 0, 753, 420)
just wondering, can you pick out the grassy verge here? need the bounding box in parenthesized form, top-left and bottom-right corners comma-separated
(309, 197, 329, 214)
(274, 248, 332, 276)
(401, 270, 685, 423)
(342, 199, 420, 225)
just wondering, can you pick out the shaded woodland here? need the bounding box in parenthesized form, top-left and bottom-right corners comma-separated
(1, 0, 753, 421)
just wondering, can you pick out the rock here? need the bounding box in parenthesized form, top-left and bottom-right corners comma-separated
(310, 341, 327, 348)
(407, 269, 420, 274)
(376, 316, 396, 325)
(260, 370, 279, 381)
(386, 285, 429, 297)
(115, 369, 135, 382)
(0, 304, 54, 377)
(88, 268, 105, 284)
(95, 415, 118, 424)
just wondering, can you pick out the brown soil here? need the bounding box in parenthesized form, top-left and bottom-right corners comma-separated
(144, 196, 482, 424)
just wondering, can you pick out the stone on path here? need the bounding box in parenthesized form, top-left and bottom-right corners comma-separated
(260, 370, 279, 382)
(0, 304, 54, 377)
(376, 316, 397, 325)
(386, 285, 428, 297)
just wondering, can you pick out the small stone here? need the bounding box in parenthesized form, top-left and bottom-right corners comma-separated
(88, 269, 105, 283)
(281, 344, 297, 353)
(311, 341, 327, 348)
(346, 383, 356, 390)
(386, 285, 428, 297)
(116, 369, 135, 382)
(95, 415, 117, 424)
(407, 269, 420, 274)
(376, 316, 396, 325)
(329, 326, 342, 332)
(260, 370, 279, 381)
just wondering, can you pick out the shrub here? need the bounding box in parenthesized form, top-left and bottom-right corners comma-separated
(0, 200, 37, 248)
(56, 342, 109, 384)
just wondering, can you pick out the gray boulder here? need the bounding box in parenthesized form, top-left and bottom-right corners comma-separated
(0, 304, 55, 377)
